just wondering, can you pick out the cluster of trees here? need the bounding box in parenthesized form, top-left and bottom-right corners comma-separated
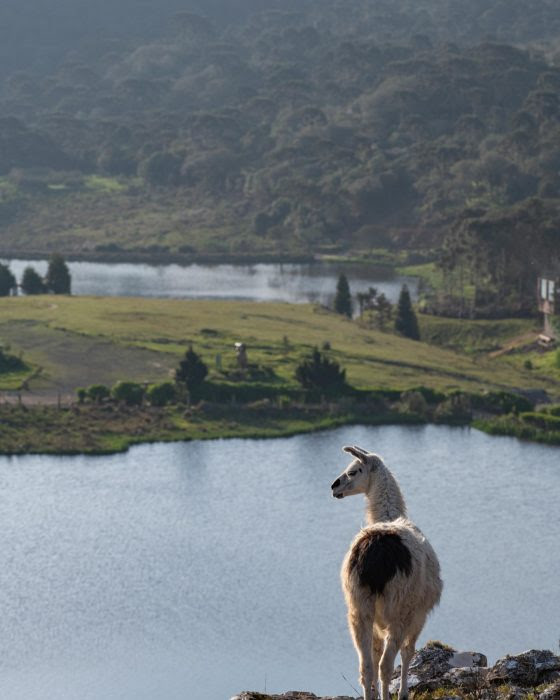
(0, 254, 71, 296)
(334, 274, 420, 339)
(1, 1, 560, 311)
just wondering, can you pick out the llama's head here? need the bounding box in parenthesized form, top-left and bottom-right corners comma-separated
(331, 445, 384, 499)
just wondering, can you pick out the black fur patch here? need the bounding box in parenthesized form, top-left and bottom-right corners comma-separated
(349, 530, 412, 595)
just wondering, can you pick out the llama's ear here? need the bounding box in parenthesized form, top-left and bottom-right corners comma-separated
(343, 445, 369, 464)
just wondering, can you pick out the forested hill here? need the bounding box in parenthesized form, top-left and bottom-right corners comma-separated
(1, 0, 560, 305)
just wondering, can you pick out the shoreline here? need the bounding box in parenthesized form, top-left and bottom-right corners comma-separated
(1, 400, 558, 457)
(0, 249, 318, 267)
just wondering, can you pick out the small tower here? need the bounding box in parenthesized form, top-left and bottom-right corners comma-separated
(234, 342, 247, 370)
(537, 275, 559, 340)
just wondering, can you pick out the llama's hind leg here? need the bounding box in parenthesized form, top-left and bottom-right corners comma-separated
(398, 619, 423, 700)
(379, 630, 403, 700)
(348, 607, 375, 700)
(398, 636, 417, 700)
(371, 630, 384, 699)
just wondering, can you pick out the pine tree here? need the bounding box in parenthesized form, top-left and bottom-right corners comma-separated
(21, 267, 46, 295)
(334, 273, 352, 317)
(175, 346, 208, 397)
(46, 254, 71, 294)
(394, 284, 420, 340)
(295, 347, 346, 393)
(0, 263, 16, 297)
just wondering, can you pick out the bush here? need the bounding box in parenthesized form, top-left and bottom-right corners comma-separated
(470, 390, 533, 414)
(87, 384, 110, 402)
(76, 387, 87, 404)
(520, 411, 560, 431)
(295, 347, 347, 394)
(394, 284, 420, 340)
(111, 381, 144, 405)
(0, 263, 16, 297)
(334, 273, 352, 317)
(409, 386, 445, 404)
(21, 266, 46, 294)
(175, 346, 208, 397)
(0, 347, 26, 373)
(46, 253, 71, 294)
(147, 381, 176, 406)
(400, 390, 429, 417)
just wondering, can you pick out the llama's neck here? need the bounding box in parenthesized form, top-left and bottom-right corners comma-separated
(365, 465, 407, 525)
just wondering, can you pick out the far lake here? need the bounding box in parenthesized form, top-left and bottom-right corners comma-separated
(0, 425, 558, 700)
(1, 259, 417, 305)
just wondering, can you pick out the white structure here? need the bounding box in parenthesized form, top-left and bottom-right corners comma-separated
(331, 446, 442, 700)
(538, 276, 558, 340)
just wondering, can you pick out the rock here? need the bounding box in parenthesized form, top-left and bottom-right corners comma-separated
(488, 650, 560, 687)
(231, 693, 356, 700)
(538, 680, 560, 700)
(443, 666, 489, 690)
(389, 642, 487, 693)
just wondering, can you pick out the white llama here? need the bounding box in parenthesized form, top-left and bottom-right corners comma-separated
(331, 445, 442, 700)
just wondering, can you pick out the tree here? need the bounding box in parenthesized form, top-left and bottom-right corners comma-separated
(112, 381, 145, 406)
(334, 273, 353, 317)
(86, 384, 110, 403)
(147, 381, 177, 407)
(46, 254, 71, 294)
(0, 263, 16, 296)
(394, 285, 420, 340)
(295, 347, 347, 393)
(175, 346, 208, 397)
(21, 266, 46, 294)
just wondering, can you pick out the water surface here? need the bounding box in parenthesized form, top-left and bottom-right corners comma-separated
(2, 259, 417, 305)
(0, 425, 558, 700)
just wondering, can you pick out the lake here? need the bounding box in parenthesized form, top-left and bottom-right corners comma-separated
(1, 259, 417, 305)
(0, 425, 558, 700)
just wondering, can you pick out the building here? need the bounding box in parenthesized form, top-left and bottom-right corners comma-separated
(537, 275, 559, 340)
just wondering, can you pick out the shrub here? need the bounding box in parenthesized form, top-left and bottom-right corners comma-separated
(87, 384, 110, 402)
(520, 411, 560, 431)
(0, 263, 16, 297)
(0, 347, 26, 373)
(46, 253, 71, 294)
(21, 266, 47, 294)
(147, 381, 176, 407)
(76, 387, 87, 404)
(112, 381, 144, 405)
(394, 284, 420, 340)
(175, 346, 208, 397)
(334, 273, 352, 317)
(400, 390, 429, 417)
(295, 347, 347, 393)
(470, 391, 533, 414)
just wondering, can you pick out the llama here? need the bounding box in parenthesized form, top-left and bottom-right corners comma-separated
(331, 445, 442, 700)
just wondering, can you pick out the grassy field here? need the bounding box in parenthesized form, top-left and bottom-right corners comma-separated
(1, 296, 558, 401)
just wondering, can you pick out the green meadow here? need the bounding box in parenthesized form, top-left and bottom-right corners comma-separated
(0, 296, 557, 399)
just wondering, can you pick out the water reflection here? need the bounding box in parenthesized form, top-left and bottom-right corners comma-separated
(2, 259, 417, 304)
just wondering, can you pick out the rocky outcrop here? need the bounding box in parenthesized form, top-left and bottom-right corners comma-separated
(234, 644, 560, 700)
(231, 694, 355, 700)
(487, 649, 560, 687)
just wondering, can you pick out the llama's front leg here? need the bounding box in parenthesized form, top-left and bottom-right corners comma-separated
(398, 638, 416, 700)
(379, 633, 402, 700)
(348, 609, 375, 700)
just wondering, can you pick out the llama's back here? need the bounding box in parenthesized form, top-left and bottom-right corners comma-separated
(342, 517, 442, 630)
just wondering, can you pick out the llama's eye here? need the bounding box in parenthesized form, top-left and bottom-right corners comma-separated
(348, 471, 357, 477)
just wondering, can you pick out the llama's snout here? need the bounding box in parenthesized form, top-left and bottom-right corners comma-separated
(331, 477, 345, 498)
